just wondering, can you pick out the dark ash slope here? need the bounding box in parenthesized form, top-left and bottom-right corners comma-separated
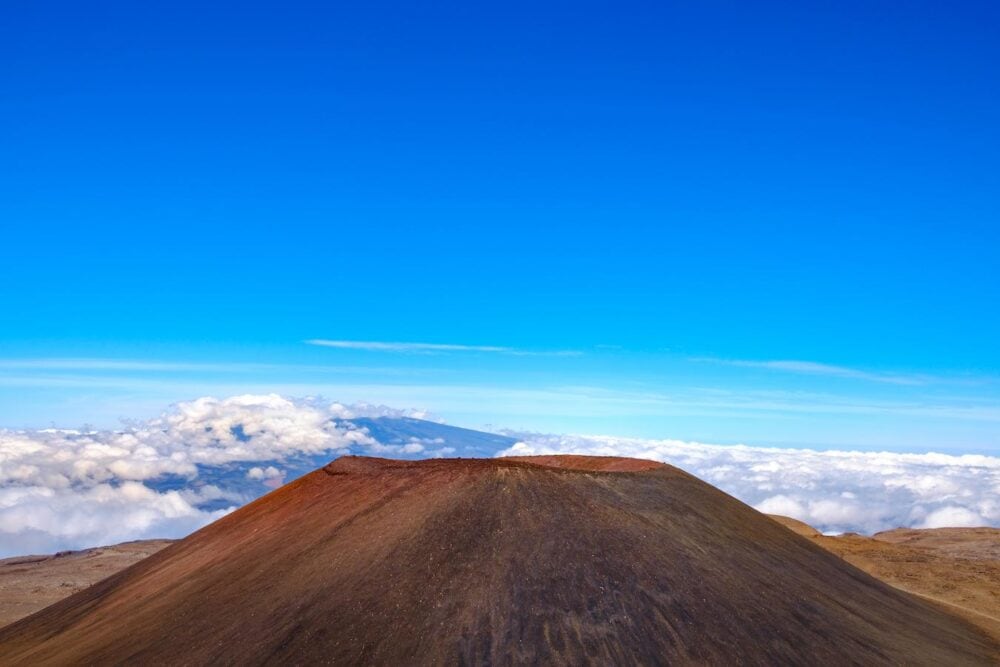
(1, 455, 996, 665)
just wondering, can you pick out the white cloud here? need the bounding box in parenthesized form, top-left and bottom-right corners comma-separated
(143, 394, 373, 464)
(0, 395, 387, 491)
(0, 359, 266, 372)
(754, 495, 806, 517)
(4, 393, 998, 557)
(918, 506, 989, 529)
(246, 466, 282, 480)
(0, 483, 232, 556)
(326, 401, 439, 422)
(0, 395, 434, 556)
(696, 357, 927, 385)
(497, 434, 1000, 535)
(306, 339, 581, 356)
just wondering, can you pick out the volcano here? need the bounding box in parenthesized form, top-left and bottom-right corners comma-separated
(0, 456, 996, 665)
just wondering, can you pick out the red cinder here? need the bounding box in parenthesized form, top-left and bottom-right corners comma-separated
(0, 456, 996, 665)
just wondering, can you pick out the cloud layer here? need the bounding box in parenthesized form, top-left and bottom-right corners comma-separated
(3, 394, 997, 557)
(498, 435, 1000, 535)
(0, 395, 433, 557)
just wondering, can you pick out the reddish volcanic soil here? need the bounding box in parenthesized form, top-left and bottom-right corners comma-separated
(0, 456, 997, 665)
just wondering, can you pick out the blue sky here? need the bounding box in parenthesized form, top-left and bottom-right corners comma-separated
(2, 1, 998, 452)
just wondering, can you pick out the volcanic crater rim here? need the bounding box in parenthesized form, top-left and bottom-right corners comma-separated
(322, 454, 671, 476)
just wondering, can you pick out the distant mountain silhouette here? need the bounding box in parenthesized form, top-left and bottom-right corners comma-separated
(344, 416, 519, 453)
(1, 455, 996, 665)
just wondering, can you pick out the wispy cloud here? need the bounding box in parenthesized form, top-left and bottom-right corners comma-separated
(0, 358, 442, 376)
(696, 358, 928, 385)
(2, 374, 998, 425)
(306, 339, 581, 356)
(0, 358, 260, 372)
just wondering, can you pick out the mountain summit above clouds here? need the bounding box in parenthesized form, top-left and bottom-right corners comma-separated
(0, 455, 996, 665)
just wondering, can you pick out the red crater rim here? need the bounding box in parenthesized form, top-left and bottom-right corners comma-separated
(323, 454, 670, 475)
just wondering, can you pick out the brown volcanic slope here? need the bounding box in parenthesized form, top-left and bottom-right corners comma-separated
(1, 456, 997, 665)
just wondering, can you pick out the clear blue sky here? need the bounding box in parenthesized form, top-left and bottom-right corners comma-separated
(1, 1, 998, 452)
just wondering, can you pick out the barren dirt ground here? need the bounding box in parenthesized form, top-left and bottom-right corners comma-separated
(769, 515, 1000, 642)
(0, 540, 173, 627)
(0, 495, 996, 658)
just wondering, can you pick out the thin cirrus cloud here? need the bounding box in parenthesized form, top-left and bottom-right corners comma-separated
(697, 357, 930, 386)
(0, 358, 440, 377)
(0, 358, 272, 372)
(306, 339, 582, 356)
